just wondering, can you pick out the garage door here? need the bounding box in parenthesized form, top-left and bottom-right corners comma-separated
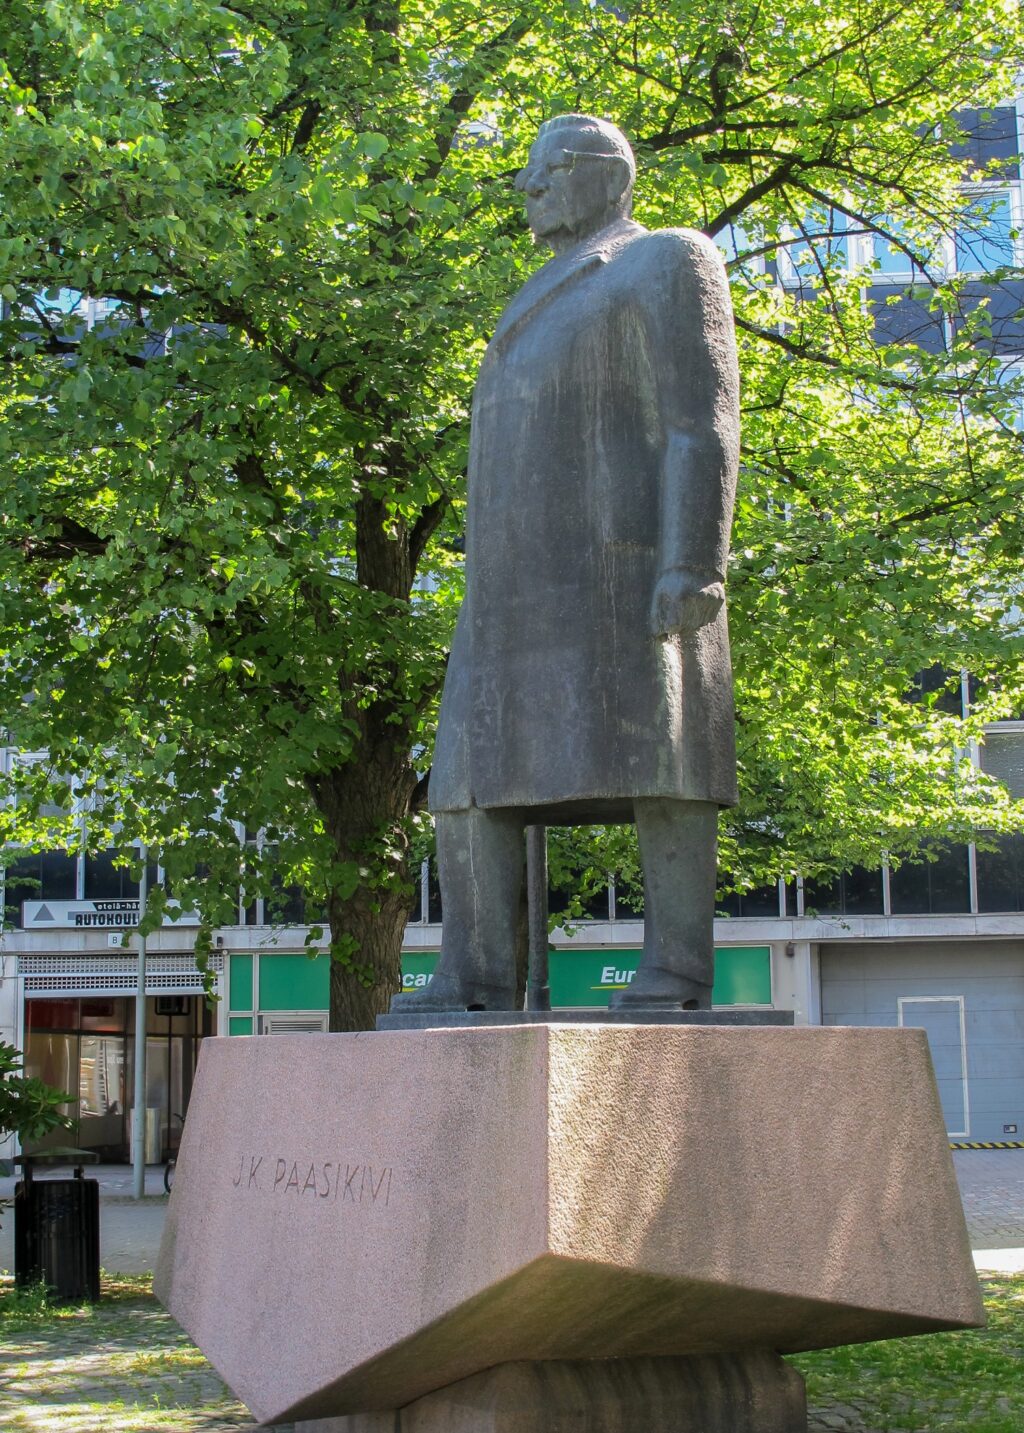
(897, 997, 968, 1137)
(820, 940, 1024, 1141)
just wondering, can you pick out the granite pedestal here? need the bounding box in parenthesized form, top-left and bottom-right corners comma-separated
(295, 1352, 808, 1432)
(155, 1025, 983, 1428)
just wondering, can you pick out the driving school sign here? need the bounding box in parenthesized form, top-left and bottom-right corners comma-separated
(21, 899, 201, 930)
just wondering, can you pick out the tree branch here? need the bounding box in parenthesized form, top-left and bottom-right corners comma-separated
(705, 154, 810, 236)
(291, 99, 323, 154)
(408, 493, 450, 571)
(422, 15, 535, 184)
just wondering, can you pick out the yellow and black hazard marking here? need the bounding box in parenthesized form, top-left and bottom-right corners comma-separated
(949, 1140, 1024, 1150)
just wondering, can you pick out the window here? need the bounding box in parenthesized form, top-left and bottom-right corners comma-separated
(265, 877, 307, 926)
(613, 880, 643, 919)
(715, 880, 782, 918)
(37, 287, 84, 316)
(889, 844, 971, 915)
(954, 189, 1017, 274)
(426, 863, 443, 923)
(23, 995, 210, 1159)
(976, 833, 1024, 913)
(715, 221, 749, 264)
(906, 665, 964, 717)
(979, 728, 1024, 799)
(86, 296, 122, 327)
(803, 866, 884, 916)
(714, 222, 765, 277)
(85, 850, 138, 901)
(972, 363, 1024, 432)
(869, 216, 925, 277)
(3, 850, 78, 927)
(549, 875, 609, 922)
(781, 206, 849, 284)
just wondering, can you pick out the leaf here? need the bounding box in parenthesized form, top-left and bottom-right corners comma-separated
(356, 132, 389, 160)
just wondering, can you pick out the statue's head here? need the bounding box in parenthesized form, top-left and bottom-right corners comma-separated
(515, 114, 635, 254)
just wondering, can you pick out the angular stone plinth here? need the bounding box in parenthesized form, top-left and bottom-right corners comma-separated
(297, 1352, 807, 1432)
(155, 1026, 983, 1426)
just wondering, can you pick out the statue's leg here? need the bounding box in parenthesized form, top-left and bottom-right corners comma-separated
(609, 798, 718, 1011)
(389, 807, 524, 1013)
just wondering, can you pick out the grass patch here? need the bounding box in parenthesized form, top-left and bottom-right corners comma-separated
(119, 1347, 210, 1373)
(0, 1271, 273, 1432)
(0, 1271, 152, 1331)
(790, 1275, 1024, 1432)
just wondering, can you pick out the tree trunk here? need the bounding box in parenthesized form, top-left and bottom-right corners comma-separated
(327, 882, 409, 1031)
(315, 477, 448, 1031)
(313, 743, 419, 1032)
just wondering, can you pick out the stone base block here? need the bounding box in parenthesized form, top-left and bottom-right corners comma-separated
(155, 1025, 982, 1425)
(376, 1008, 794, 1028)
(296, 1352, 807, 1432)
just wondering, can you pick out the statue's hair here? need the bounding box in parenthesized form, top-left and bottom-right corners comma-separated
(538, 114, 636, 184)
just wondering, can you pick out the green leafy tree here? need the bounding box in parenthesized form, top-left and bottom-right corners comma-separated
(0, 0, 1022, 1027)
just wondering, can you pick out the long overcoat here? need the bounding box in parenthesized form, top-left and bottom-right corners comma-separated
(430, 217, 740, 822)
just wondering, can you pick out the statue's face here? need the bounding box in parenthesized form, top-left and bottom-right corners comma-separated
(515, 130, 624, 251)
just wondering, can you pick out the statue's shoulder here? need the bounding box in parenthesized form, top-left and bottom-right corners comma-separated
(622, 225, 726, 279)
(614, 228, 729, 323)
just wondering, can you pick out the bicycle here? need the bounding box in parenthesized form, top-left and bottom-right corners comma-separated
(163, 1113, 184, 1193)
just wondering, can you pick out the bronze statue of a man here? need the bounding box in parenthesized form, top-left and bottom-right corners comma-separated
(394, 114, 740, 1014)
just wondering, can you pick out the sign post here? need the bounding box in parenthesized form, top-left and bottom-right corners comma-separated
(132, 856, 148, 1200)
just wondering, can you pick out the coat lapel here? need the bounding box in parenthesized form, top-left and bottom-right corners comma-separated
(488, 219, 645, 355)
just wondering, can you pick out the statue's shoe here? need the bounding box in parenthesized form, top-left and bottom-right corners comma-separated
(389, 971, 516, 1014)
(608, 966, 712, 1012)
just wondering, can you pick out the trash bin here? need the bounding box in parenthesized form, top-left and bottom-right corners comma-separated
(13, 1149, 101, 1302)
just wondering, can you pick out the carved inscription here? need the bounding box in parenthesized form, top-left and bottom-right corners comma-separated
(231, 1153, 393, 1207)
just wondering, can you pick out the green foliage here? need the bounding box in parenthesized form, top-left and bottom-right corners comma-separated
(791, 1275, 1024, 1431)
(0, 1, 1022, 1013)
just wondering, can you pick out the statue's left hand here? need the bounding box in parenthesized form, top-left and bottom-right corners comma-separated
(650, 570, 725, 638)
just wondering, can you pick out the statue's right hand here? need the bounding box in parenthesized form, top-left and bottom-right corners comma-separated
(650, 570, 725, 639)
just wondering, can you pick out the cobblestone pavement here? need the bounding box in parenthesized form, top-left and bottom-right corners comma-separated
(953, 1148, 1024, 1247)
(807, 1408, 882, 1432)
(805, 1407, 941, 1433)
(0, 1279, 295, 1433)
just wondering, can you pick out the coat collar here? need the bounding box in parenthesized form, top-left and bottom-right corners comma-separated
(489, 218, 647, 352)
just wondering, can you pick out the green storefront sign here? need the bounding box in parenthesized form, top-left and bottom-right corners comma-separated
(227, 946, 774, 1028)
(400, 946, 772, 1008)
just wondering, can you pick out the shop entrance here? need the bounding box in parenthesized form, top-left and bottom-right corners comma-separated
(23, 995, 213, 1162)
